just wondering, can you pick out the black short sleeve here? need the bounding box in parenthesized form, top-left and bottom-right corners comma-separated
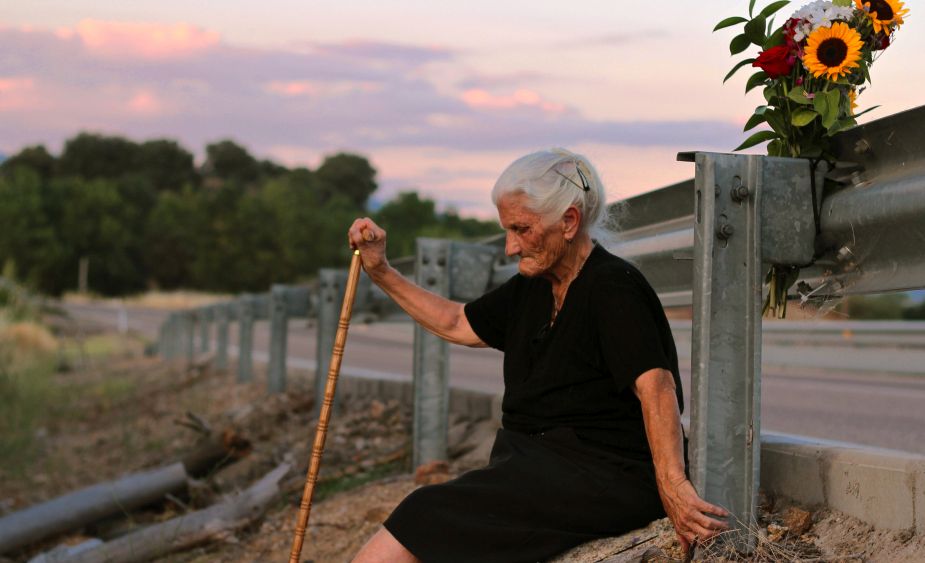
(593, 275, 672, 391)
(463, 275, 521, 352)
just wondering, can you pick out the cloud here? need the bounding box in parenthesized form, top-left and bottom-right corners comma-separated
(0, 76, 37, 111)
(0, 20, 741, 170)
(72, 19, 220, 60)
(460, 88, 566, 113)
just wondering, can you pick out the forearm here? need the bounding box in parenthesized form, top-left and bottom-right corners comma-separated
(637, 370, 687, 490)
(368, 264, 484, 347)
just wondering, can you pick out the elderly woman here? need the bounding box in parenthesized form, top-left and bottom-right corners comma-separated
(347, 149, 727, 562)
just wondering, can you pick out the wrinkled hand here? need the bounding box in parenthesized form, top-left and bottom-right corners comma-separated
(658, 475, 729, 554)
(347, 217, 388, 276)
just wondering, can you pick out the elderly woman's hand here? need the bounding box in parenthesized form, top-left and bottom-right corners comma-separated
(348, 217, 389, 276)
(658, 474, 729, 554)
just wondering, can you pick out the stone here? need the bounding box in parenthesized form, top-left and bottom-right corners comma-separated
(783, 506, 813, 536)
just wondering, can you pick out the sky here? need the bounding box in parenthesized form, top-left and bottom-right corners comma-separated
(2, 0, 922, 218)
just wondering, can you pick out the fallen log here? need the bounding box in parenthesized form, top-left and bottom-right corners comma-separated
(0, 463, 188, 556)
(55, 462, 291, 563)
(0, 430, 250, 555)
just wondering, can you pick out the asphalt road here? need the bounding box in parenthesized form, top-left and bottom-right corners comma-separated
(63, 303, 925, 455)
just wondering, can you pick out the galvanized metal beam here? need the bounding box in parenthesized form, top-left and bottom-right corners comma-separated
(412, 238, 452, 467)
(687, 152, 818, 551)
(215, 303, 230, 371)
(316, 269, 347, 408)
(268, 285, 289, 394)
(237, 294, 256, 383)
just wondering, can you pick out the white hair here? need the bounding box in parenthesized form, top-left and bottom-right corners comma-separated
(491, 148, 618, 245)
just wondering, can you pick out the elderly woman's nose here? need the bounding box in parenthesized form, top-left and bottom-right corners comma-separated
(505, 232, 521, 256)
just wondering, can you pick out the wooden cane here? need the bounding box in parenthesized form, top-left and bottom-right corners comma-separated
(289, 245, 366, 563)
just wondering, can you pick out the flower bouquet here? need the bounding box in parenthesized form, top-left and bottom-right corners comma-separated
(715, 0, 908, 317)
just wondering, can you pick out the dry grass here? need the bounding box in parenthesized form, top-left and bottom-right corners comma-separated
(0, 321, 59, 357)
(63, 290, 230, 310)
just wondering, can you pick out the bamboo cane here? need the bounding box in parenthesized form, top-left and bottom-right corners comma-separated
(289, 247, 365, 563)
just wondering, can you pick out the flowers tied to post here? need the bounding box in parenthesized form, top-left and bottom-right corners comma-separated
(715, 0, 908, 317)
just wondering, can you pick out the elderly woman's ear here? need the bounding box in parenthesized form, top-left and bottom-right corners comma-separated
(561, 206, 582, 241)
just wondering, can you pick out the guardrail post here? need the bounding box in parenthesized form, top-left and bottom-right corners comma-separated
(268, 285, 289, 394)
(687, 152, 818, 551)
(316, 270, 347, 407)
(215, 303, 230, 371)
(237, 295, 256, 383)
(184, 311, 195, 365)
(412, 238, 451, 467)
(198, 307, 211, 354)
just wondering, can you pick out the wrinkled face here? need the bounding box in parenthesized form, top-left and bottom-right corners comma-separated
(497, 193, 568, 278)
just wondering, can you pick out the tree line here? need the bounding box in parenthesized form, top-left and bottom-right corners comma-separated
(0, 133, 500, 296)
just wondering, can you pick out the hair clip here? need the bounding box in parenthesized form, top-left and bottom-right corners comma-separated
(554, 164, 590, 192)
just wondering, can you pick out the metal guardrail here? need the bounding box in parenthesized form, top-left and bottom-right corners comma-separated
(155, 106, 925, 551)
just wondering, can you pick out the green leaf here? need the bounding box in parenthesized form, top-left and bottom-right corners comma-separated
(791, 108, 819, 127)
(724, 58, 757, 83)
(765, 108, 788, 136)
(744, 111, 768, 132)
(832, 0, 852, 6)
(763, 26, 785, 48)
(813, 93, 829, 123)
(730, 34, 752, 55)
(822, 89, 841, 128)
(714, 16, 749, 31)
(760, 1, 791, 18)
(749, 0, 758, 17)
(763, 85, 778, 103)
(744, 15, 767, 46)
(767, 139, 784, 156)
(745, 71, 769, 93)
(787, 88, 812, 104)
(734, 130, 779, 151)
(853, 104, 880, 118)
(827, 118, 856, 135)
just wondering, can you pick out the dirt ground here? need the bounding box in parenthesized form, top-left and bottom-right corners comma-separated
(3, 324, 924, 562)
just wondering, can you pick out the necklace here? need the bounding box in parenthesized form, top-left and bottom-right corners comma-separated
(550, 247, 592, 324)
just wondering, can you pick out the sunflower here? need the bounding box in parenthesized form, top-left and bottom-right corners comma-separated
(803, 22, 864, 79)
(848, 88, 858, 115)
(855, 0, 909, 34)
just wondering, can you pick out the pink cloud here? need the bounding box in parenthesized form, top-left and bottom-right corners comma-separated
(126, 90, 164, 115)
(266, 81, 319, 97)
(461, 88, 566, 113)
(0, 76, 37, 111)
(73, 19, 220, 60)
(265, 80, 383, 98)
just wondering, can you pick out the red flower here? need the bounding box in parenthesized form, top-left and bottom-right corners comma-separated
(753, 45, 794, 78)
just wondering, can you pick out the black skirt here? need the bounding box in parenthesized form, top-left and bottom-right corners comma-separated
(383, 428, 666, 563)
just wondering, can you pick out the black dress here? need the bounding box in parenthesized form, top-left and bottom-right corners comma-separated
(384, 245, 683, 562)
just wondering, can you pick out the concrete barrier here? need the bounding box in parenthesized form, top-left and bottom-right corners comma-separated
(761, 432, 925, 534)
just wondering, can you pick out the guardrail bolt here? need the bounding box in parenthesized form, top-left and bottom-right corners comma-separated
(716, 223, 734, 240)
(836, 245, 855, 262)
(731, 184, 750, 202)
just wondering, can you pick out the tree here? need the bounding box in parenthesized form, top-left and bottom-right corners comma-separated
(136, 139, 197, 191)
(0, 170, 67, 294)
(375, 192, 440, 257)
(57, 177, 148, 295)
(0, 145, 56, 181)
(316, 153, 377, 209)
(144, 189, 202, 289)
(57, 133, 141, 180)
(201, 140, 260, 187)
